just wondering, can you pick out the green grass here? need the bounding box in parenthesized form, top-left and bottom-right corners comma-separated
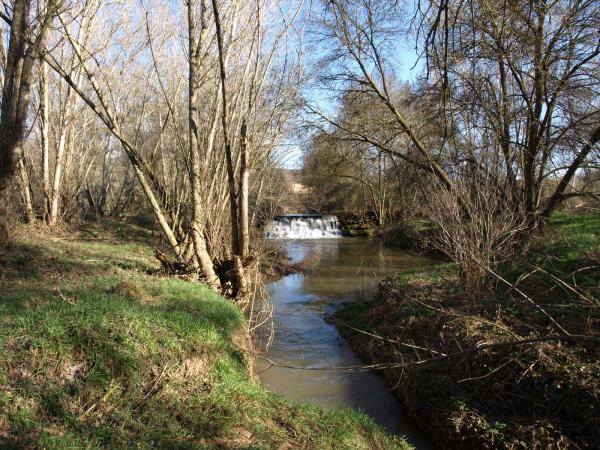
(0, 220, 409, 449)
(532, 212, 599, 269)
(382, 212, 599, 290)
(501, 212, 600, 292)
(378, 219, 438, 252)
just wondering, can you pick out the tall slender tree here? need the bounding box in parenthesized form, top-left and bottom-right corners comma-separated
(0, 0, 59, 245)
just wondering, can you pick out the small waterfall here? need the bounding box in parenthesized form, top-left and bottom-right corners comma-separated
(264, 214, 343, 239)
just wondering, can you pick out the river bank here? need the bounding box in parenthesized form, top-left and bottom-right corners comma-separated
(0, 219, 408, 449)
(332, 213, 600, 449)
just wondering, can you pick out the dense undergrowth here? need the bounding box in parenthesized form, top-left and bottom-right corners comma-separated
(0, 219, 408, 449)
(377, 220, 436, 250)
(335, 213, 599, 449)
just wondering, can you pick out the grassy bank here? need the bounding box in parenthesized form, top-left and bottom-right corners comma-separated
(334, 213, 599, 449)
(376, 220, 436, 249)
(376, 220, 444, 260)
(0, 220, 408, 449)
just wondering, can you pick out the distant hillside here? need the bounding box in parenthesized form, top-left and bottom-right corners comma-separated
(275, 169, 312, 214)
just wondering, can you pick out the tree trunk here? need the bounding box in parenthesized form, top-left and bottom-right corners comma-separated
(51, 17, 185, 261)
(212, 0, 248, 298)
(541, 125, 600, 224)
(40, 60, 51, 221)
(523, 7, 545, 226)
(238, 118, 249, 258)
(17, 158, 34, 222)
(85, 182, 99, 218)
(0, 0, 56, 245)
(47, 129, 67, 226)
(187, 0, 221, 291)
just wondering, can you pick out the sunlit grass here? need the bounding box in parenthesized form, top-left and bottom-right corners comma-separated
(0, 220, 410, 449)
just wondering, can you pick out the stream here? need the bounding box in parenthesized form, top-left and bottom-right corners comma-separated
(257, 238, 431, 448)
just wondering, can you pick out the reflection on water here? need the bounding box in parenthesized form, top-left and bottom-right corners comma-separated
(258, 239, 431, 448)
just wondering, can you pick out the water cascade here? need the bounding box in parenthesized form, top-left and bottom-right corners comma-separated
(264, 214, 342, 239)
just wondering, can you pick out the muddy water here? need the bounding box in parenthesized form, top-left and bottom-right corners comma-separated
(257, 239, 431, 448)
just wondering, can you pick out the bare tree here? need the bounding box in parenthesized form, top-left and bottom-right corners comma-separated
(0, 0, 59, 244)
(415, 0, 600, 227)
(187, 0, 222, 289)
(310, 0, 599, 234)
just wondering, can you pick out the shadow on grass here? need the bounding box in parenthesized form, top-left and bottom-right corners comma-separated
(77, 217, 158, 246)
(0, 222, 408, 449)
(1, 237, 156, 285)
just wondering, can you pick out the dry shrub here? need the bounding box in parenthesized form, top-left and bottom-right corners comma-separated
(110, 280, 151, 302)
(245, 268, 274, 354)
(293, 249, 322, 274)
(239, 240, 275, 354)
(422, 175, 526, 290)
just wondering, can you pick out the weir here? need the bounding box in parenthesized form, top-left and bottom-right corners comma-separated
(264, 214, 342, 239)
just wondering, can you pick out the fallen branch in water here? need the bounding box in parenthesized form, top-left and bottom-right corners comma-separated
(251, 334, 600, 373)
(331, 317, 447, 356)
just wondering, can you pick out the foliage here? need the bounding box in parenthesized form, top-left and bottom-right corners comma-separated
(303, 91, 428, 223)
